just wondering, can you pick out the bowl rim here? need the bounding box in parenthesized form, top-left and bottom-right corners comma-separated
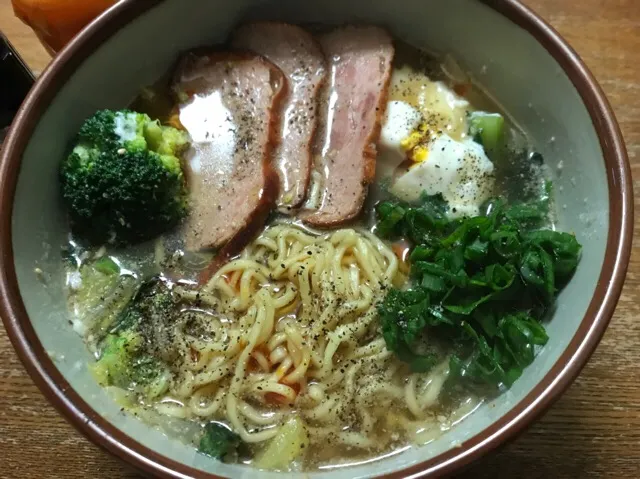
(0, 0, 633, 477)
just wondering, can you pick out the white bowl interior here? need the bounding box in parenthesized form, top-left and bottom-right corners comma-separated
(11, 0, 608, 477)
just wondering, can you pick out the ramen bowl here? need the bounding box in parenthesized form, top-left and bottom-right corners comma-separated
(0, 0, 632, 477)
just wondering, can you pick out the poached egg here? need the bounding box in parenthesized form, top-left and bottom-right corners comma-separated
(390, 134, 495, 218)
(377, 100, 423, 179)
(377, 66, 495, 218)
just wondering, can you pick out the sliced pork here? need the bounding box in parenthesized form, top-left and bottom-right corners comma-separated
(231, 22, 326, 212)
(303, 26, 394, 227)
(173, 52, 285, 252)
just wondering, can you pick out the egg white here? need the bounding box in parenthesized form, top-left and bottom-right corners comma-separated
(390, 134, 495, 218)
(376, 100, 422, 180)
(388, 66, 470, 140)
(377, 67, 494, 218)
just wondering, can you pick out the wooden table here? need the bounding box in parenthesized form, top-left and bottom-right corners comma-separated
(1, 1, 639, 478)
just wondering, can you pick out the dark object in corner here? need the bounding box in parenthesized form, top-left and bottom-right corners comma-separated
(0, 32, 35, 144)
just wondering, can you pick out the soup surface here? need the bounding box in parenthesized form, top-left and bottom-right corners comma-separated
(59, 22, 581, 472)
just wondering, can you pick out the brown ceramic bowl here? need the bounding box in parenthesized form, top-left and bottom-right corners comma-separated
(0, 0, 633, 478)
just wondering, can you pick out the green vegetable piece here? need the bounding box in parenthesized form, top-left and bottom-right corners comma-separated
(451, 323, 508, 386)
(379, 288, 428, 350)
(71, 259, 136, 337)
(73, 265, 119, 315)
(524, 230, 582, 280)
(94, 256, 120, 275)
(475, 311, 499, 338)
(375, 202, 406, 238)
(464, 237, 489, 263)
(376, 194, 448, 245)
(111, 278, 176, 337)
(484, 263, 516, 291)
(90, 330, 141, 386)
(409, 245, 434, 262)
(89, 277, 175, 399)
(520, 244, 555, 303)
(469, 112, 504, 151)
(377, 288, 441, 373)
(413, 261, 468, 289)
(199, 423, 242, 460)
(60, 109, 190, 246)
(444, 292, 494, 315)
(89, 329, 169, 399)
(498, 314, 549, 368)
(375, 190, 581, 390)
(490, 230, 520, 259)
(421, 273, 447, 293)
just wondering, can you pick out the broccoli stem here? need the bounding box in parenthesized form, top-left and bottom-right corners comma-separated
(469, 112, 504, 151)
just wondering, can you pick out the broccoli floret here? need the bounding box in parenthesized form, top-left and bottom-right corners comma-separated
(90, 278, 177, 399)
(199, 422, 242, 460)
(112, 278, 175, 335)
(90, 329, 170, 399)
(60, 109, 190, 245)
(91, 330, 142, 385)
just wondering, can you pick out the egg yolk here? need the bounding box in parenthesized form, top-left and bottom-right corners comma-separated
(401, 123, 433, 165)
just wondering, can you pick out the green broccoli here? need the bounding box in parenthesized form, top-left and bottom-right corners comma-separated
(89, 279, 177, 399)
(469, 111, 504, 151)
(60, 109, 190, 246)
(91, 330, 143, 385)
(90, 329, 171, 399)
(199, 422, 242, 460)
(112, 278, 175, 338)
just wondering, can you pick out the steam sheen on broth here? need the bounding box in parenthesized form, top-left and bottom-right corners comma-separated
(60, 24, 577, 472)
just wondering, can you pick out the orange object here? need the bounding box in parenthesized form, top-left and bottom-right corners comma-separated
(264, 383, 301, 405)
(391, 240, 411, 263)
(12, 0, 117, 54)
